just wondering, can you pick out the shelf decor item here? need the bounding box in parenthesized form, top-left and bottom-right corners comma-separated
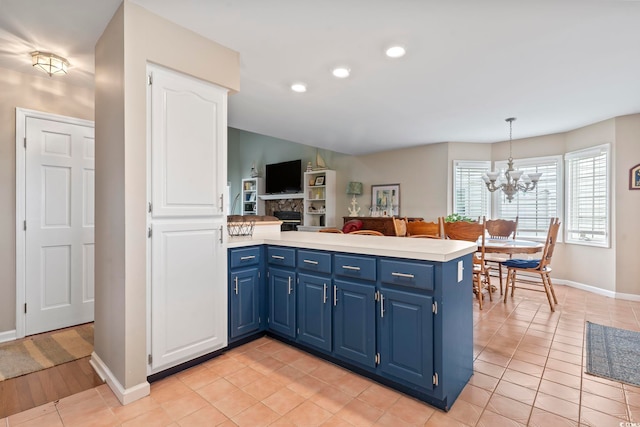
(346, 181, 363, 217)
(371, 184, 400, 216)
(314, 176, 325, 186)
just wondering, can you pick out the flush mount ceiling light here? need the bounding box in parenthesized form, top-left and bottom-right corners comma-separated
(332, 67, 350, 78)
(31, 51, 69, 76)
(291, 82, 307, 93)
(385, 45, 406, 58)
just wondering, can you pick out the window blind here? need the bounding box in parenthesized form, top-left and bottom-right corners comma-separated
(453, 161, 491, 219)
(494, 156, 562, 239)
(565, 145, 609, 246)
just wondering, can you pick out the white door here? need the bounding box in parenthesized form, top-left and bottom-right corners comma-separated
(148, 65, 227, 373)
(24, 116, 95, 335)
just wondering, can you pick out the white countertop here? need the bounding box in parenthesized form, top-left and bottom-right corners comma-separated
(227, 231, 476, 263)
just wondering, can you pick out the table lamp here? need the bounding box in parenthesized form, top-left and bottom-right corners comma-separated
(346, 181, 363, 217)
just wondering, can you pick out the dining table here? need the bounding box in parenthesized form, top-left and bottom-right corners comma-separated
(482, 238, 544, 255)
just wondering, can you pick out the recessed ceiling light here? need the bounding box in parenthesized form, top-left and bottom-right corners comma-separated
(385, 46, 406, 58)
(291, 82, 307, 93)
(332, 67, 350, 78)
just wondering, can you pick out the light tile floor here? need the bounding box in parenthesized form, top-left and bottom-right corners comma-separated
(3, 283, 640, 426)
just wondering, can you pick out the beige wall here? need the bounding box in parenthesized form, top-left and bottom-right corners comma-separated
(94, 0, 239, 395)
(614, 114, 640, 295)
(0, 67, 94, 334)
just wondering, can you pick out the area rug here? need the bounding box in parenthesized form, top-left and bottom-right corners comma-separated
(0, 323, 93, 381)
(585, 321, 640, 387)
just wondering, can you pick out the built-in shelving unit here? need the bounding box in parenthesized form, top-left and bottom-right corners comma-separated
(303, 170, 336, 230)
(241, 178, 264, 215)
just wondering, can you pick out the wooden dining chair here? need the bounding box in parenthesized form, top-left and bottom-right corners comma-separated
(406, 219, 443, 239)
(503, 218, 561, 311)
(442, 217, 490, 309)
(318, 228, 343, 233)
(349, 230, 385, 236)
(484, 217, 518, 295)
(391, 217, 408, 237)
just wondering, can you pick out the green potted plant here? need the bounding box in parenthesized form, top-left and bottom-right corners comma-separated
(444, 213, 475, 223)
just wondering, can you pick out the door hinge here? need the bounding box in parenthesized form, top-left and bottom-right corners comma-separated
(148, 202, 152, 213)
(23, 220, 27, 231)
(375, 353, 380, 365)
(24, 303, 27, 314)
(148, 74, 153, 85)
(374, 290, 379, 301)
(267, 271, 270, 278)
(148, 226, 152, 238)
(24, 137, 27, 148)
(258, 271, 261, 279)
(148, 354, 152, 365)
(297, 328, 300, 335)
(433, 372, 439, 386)
(432, 301, 438, 314)
(296, 277, 299, 284)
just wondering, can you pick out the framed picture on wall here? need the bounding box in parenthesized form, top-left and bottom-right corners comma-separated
(371, 184, 400, 216)
(630, 163, 640, 190)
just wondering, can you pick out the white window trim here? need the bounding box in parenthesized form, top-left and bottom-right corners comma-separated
(453, 160, 491, 219)
(492, 155, 563, 242)
(564, 144, 610, 248)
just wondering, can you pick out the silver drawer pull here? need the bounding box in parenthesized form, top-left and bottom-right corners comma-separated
(271, 255, 285, 260)
(391, 272, 415, 279)
(234, 276, 238, 295)
(303, 259, 319, 265)
(240, 255, 256, 260)
(323, 283, 327, 304)
(342, 265, 361, 271)
(380, 293, 385, 318)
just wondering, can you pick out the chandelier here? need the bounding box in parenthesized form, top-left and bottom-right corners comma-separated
(482, 117, 541, 202)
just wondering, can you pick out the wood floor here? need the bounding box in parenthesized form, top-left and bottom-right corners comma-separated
(0, 356, 103, 418)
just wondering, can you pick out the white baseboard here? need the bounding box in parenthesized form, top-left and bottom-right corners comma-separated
(90, 352, 150, 405)
(0, 329, 17, 344)
(553, 279, 640, 301)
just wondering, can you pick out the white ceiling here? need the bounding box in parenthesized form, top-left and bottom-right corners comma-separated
(2, 1, 640, 155)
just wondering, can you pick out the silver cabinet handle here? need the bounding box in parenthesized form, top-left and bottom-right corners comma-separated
(271, 255, 285, 260)
(219, 193, 224, 212)
(380, 293, 385, 318)
(288, 276, 292, 294)
(240, 255, 256, 260)
(219, 225, 223, 244)
(303, 259, 319, 265)
(333, 285, 337, 306)
(323, 283, 327, 304)
(391, 272, 415, 279)
(342, 265, 361, 271)
(234, 276, 238, 295)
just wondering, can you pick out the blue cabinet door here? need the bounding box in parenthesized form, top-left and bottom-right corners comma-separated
(297, 273, 332, 351)
(229, 267, 260, 339)
(268, 267, 296, 338)
(378, 288, 434, 390)
(333, 279, 376, 368)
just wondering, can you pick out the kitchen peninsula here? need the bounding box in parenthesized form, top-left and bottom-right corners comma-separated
(227, 230, 476, 411)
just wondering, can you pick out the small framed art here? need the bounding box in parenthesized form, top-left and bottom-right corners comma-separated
(314, 176, 325, 186)
(630, 163, 640, 190)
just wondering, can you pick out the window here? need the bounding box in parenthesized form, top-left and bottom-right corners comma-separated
(565, 144, 610, 247)
(453, 161, 491, 219)
(494, 156, 562, 239)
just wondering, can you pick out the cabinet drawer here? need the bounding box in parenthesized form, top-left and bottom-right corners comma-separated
(229, 246, 261, 269)
(334, 254, 376, 282)
(267, 246, 296, 268)
(379, 259, 434, 291)
(297, 250, 332, 275)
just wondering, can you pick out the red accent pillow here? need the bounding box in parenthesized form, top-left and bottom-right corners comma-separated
(342, 220, 363, 233)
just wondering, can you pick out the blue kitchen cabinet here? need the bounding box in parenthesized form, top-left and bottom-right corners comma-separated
(228, 246, 264, 342)
(267, 246, 297, 338)
(333, 278, 376, 368)
(297, 272, 332, 351)
(377, 287, 433, 389)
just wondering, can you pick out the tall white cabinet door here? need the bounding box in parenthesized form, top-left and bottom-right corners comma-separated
(148, 65, 228, 374)
(149, 222, 225, 371)
(150, 67, 227, 218)
(25, 116, 95, 335)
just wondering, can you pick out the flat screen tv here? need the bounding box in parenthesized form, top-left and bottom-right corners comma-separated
(265, 159, 302, 194)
